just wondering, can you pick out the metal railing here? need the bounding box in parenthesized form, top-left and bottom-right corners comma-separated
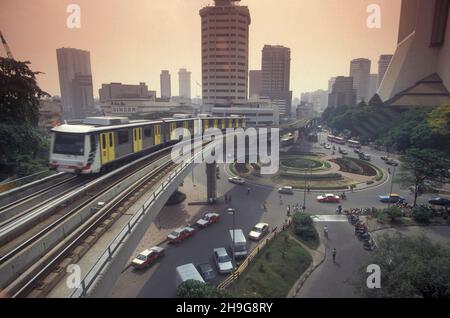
(218, 219, 292, 290)
(0, 170, 57, 193)
(69, 144, 211, 298)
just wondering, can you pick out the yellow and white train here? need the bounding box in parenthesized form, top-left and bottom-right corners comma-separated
(49, 115, 245, 174)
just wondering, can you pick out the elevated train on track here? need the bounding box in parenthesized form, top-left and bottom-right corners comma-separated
(49, 115, 245, 174)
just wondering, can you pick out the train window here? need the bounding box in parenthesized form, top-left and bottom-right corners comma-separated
(110, 134, 114, 147)
(144, 127, 152, 137)
(53, 133, 85, 156)
(118, 129, 129, 144)
(90, 135, 96, 151)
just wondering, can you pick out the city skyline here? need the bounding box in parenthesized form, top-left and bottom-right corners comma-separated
(0, 0, 401, 99)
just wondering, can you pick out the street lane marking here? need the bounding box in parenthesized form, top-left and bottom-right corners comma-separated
(312, 215, 348, 222)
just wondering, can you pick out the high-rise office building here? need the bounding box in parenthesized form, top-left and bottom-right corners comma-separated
(56, 47, 94, 119)
(199, 0, 251, 106)
(377, 54, 393, 89)
(328, 76, 357, 108)
(368, 74, 378, 101)
(160, 70, 171, 99)
(178, 68, 191, 100)
(249, 70, 262, 98)
(328, 77, 337, 95)
(261, 45, 292, 117)
(99, 82, 151, 102)
(350, 58, 371, 103)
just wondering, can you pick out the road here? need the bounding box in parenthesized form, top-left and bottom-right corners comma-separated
(122, 133, 448, 298)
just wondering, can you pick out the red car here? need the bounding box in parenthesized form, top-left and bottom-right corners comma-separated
(317, 193, 340, 203)
(131, 246, 165, 269)
(167, 227, 196, 244)
(196, 212, 220, 228)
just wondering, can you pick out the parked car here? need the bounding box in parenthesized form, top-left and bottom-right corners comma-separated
(379, 194, 405, 203)
(196, 212, 220, 228)
(324, 144, 332, 150)
(248, 223, 270, 241)
(213, 248, 234, 274)
(381, 156, 389, 161)
(131, 246, 165, 269)
(228, 176, 245, 185)
(197, 263, 216, 282)
(167, 227, 195, 244)
(428, 197, 450, 206)
(317, 193, 340, 203)
(354, 149, 362, 155)
(338, 148, 348, 155)
(278, 186, 294, 195)
(385, 159, 399, 166)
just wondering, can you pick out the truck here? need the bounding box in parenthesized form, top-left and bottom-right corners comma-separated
(229, 229, 248, 259)
(175, 263, 205, 288)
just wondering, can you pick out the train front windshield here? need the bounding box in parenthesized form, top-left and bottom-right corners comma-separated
(53, 133, 85, 156)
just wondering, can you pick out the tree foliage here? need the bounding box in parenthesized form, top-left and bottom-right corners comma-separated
(397, 148, 448, 206)
(428, 103, 450, 137)
(176, 280, 233, 298)
(357, 233, 450, 298)
(292, 212, 318, 243)
(0, 57, 49, 126)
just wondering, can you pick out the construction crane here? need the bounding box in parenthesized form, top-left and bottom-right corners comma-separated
(0, 30, 14, 59)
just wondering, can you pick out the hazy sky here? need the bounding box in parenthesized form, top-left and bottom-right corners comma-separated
(0, 0, 401, 99)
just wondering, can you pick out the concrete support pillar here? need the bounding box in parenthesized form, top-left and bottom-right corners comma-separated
(206, 162, 217, 203)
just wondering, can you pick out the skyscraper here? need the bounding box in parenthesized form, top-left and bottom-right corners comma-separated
(328, 76, 357, 108)
(160, 70, 171, 99)
(178, 68, 191, 100)
(377, 54, 393, 88)
(261, 45, 292, 117)
(199, 0, 251, 106)
(249, 70, 262, 98)
(56, 47, 94, 119)
(350, 58, 371, 103)
(368, 74, 378, 101)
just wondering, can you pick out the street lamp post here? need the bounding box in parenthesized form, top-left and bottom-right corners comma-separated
(227, 208, 236, 268)
(388, 165, 397, 208)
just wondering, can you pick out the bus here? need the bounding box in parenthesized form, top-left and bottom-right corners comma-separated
(327, 135, 346, 145)
(347, 140, 361, 149)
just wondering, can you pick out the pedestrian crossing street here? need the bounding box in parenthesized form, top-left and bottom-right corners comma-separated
(311, 215, 349, 222)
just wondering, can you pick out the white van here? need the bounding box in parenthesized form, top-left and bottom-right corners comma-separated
(175, 263, 205, 288)
(229, 229, 248, 259)
(278, 186, 294, 195)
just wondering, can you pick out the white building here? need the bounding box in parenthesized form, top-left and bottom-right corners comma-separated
(100, 98, 191, 116)
(199, 0, 251, 106)
(56, 47, 95, 119)
(178, 68, 191, 100)
(160, 70, 172, 99)
(211, 97, 279, 127)
(377, 0, 450, 109)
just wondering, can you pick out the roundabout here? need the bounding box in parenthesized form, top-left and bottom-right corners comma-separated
(229, 152, 385, 192)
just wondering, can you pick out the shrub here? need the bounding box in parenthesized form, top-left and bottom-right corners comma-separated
(292, 213, 318, 243)
(177, 280, 233, 298)
(412, 206, 433, 223)
(382, 207, 402, 222)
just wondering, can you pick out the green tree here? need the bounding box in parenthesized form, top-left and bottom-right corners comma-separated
(397, 148, 447, 206)
(0, 57, 49, 126)
(428, 103, 450, 136)
(357, 233, 450, 298)
(176, 280, 233, 298)
(412, 205, 433, 223)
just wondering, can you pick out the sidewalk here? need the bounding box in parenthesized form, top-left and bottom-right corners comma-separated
(287, 224, 326, 298)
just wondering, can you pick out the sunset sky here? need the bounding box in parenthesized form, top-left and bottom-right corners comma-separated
(0, 0, 402, 99)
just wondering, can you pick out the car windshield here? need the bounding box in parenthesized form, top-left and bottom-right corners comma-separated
(53, 133, 85, 156)
(218, 255, 231, 263)
(235, 245, 247, 252)
(170, 231, 179, 237)
(253, 227, 262, 233)
(136, 254, 147, 261)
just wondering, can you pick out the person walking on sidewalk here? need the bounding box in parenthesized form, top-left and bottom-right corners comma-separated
(324, 225, 329, 239)
(332, 248, 337, 263)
